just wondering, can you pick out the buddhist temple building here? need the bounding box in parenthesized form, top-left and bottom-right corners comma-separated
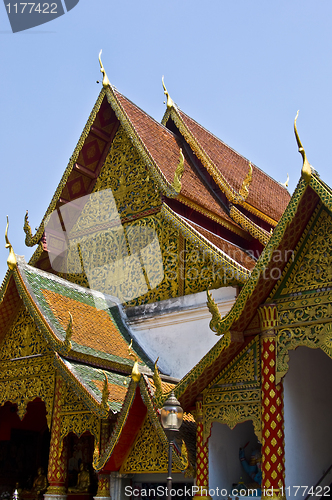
(3, 57, 331, 500)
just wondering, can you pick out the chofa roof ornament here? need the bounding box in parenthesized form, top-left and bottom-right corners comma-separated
(294, 110, 312, 184)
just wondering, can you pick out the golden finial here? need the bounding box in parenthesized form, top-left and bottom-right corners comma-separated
(5, 216, 17, 271)
(239, 162, 253, 200)
(294, 111, 312, 183)
(162, 76, 174, 109)
(153, 357, 163, 400)
(206, 290, 222, 335)
(98, 50, 110, 89)
(101, 371, 109, 410)
(63, 312, 73, 354)
(281, 173, 289, 188)
(172, 149, 185, 193)
(128, 339, 141, 383)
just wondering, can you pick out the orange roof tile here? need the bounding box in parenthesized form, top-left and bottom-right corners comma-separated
(177, 110, 290, 222)
(92, 379, 128, 405)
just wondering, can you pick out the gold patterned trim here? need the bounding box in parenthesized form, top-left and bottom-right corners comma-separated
(230, 205, 271, 245)
(241, 201, 278, 227)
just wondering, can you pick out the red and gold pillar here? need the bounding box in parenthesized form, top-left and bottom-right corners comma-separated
(94, 419, 111, 500)
(193, 398, 211, 500)
(45, 376, 67, 500)
(259, 304, 286, 500)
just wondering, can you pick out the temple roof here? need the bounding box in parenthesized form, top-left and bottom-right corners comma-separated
(168, 170, 330, 410)
(162, 102, 291, 224)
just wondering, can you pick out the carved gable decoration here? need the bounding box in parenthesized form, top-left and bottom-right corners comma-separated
(120, 415, 188, 474)
(0, 307, 51, 361)
(280, 208, 332, 296)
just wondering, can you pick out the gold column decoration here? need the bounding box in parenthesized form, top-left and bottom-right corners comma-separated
(46, 376, 68, 497)
(193, 398, 211, 500)
(5, 216, 17, 270)
(95, 419, 111, 498)
(259, 304, 286, 500)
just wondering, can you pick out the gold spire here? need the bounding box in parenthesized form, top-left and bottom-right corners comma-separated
(128, 339, 141, 383)
(172, 149, 185, 193)
(98, 50, 110, 89)
(5, 216, 17, 271)
(239, 162, 253, 200)
(162, 76, 174, 109)
(294, 110, 312, 184)
(101, 371, 109, 410)
(63, 312, 73, 354)
(153, 357, 163, 400)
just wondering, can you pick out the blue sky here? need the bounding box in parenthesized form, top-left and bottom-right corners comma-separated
(1, 0, 332, 281)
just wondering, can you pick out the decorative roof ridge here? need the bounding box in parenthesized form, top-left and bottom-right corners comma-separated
(162, 204, 250, 282)
(17, 260, 121, 306)
(54, 354, 109, 418)
(94, 377, 187, 472)
(184, 217, 257, 259)
(104, 86, 180, 198)
(229, 205, 271, 246)
(24, 90, 107, 247)
(176, 108, 290, 197)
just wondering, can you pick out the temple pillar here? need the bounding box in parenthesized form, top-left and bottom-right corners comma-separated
(193, 398, 211, 500)
(94, 419, 111, 500)
(45, 376, 67, 500)
(259, 304, 286, 500)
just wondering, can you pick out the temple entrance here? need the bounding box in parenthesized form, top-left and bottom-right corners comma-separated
(0, 398, 50, 497)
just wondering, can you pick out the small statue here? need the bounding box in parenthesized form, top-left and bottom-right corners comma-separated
(31, 468, 47, 498)
(239, 447, 262, 493)
(68, 464, 90, 493)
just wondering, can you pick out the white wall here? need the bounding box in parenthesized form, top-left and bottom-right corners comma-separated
(209, 420, 260, 498)
(125, 287, 236, 379)
(284, 347, 332, 497)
